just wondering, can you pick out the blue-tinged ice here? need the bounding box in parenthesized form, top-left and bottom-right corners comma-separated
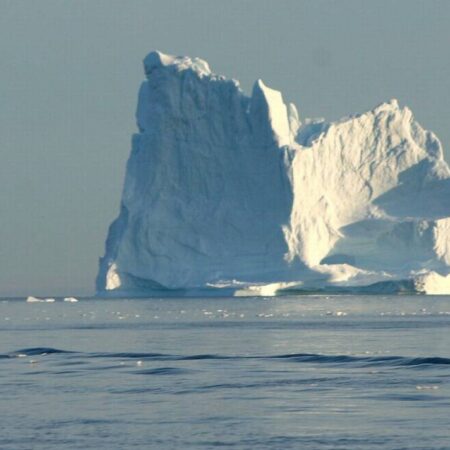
(97, 51, 450, 296)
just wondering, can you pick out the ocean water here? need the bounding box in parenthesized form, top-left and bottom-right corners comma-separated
(1, 295, 450, 450)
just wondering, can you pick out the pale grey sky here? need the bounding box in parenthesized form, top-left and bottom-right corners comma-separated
(0, 0, 449, 296)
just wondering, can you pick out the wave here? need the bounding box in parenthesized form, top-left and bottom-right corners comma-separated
(270, 353, 450, 366)
(2, 347, 450, 368)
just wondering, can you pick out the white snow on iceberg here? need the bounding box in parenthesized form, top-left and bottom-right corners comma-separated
(96, 51, 450, 296)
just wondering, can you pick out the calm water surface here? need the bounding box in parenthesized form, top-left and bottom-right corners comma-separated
(1, 295, 450, 449)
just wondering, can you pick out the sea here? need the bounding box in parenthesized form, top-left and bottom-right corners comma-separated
(1, 295, 449, 450)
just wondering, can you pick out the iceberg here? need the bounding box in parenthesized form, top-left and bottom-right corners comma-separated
(96, 51, 450, 296)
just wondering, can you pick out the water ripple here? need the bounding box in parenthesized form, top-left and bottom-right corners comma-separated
(3, 347, 450, 368)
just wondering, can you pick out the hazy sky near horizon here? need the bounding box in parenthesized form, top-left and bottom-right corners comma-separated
(0, 0, 449, 295)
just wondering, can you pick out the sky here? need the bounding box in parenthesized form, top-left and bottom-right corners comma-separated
(0, 0, 449, 296)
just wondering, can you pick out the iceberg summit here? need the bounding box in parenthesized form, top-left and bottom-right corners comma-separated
(97, 51, 450, 296)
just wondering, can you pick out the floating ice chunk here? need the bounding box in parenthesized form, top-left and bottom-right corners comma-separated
(63, 297, 79, 303)
(326, 311, 347, 317)
(27, 296, 55, 303)
(416, 385, 439, 390)
(26, 296, 44, 303)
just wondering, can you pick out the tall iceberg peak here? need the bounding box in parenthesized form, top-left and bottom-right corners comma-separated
(144, 50, 212, 77)
(250, 79, 291, 147)
(97, 51, 450, 296)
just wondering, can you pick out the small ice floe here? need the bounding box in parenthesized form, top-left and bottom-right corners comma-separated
(136, 360, 143, 367)
(26, 296, 54, 303)
(326, 311, 347, 317)
(416, 385, 439, 390)
(63, 297, 78, 303)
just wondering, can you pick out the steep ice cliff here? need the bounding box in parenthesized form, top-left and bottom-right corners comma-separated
(97, 51, 450, 296)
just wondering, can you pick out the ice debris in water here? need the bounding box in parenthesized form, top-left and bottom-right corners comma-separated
(26, 296, 55, 303)
(326, 311, 347, 317)
(416, 385, 439, 390)
(63, 297, 79, 303)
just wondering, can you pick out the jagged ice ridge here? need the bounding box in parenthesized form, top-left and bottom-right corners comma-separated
(97, 51, 450, 296)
